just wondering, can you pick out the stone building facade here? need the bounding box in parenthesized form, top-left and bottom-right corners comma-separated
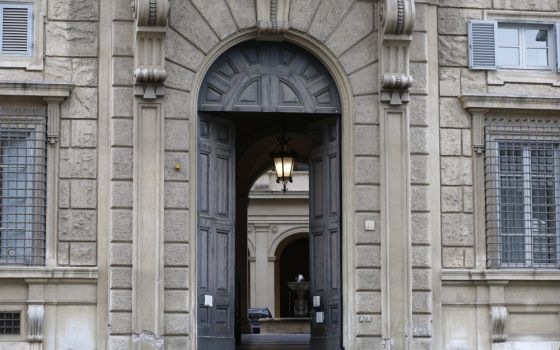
(0, 0, 558, 349)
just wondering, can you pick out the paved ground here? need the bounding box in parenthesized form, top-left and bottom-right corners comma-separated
(237, 334, 310, 350)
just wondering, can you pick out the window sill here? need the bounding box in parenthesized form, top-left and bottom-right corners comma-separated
(488, 69, 560, 86)
(442, 269, 560, 282)
(0, 266, 98, 280)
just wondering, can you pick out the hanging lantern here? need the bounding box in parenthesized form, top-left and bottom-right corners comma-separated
(271, 130, 297, 193)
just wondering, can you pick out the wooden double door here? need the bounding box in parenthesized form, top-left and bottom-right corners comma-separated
(197, 114, 342, 350)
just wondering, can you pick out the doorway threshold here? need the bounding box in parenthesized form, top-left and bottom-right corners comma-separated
(238, 334, 310, 350)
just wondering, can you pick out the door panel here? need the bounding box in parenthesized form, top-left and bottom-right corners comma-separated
(309, 117, 342, 350)
(198, 114, 236, 349)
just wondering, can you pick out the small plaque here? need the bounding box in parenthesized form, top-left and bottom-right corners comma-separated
(313, 295, 320, 307)
(365, 220, 375, 231)
(316, 312, 324, 324)
(204, 295, 213, 307)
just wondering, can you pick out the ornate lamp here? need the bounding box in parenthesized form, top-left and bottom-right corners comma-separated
(271, 128, 297, 192)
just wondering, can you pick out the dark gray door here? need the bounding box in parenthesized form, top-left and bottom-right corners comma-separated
(197, 114, 236, 349)
(309, 117, 342, 350)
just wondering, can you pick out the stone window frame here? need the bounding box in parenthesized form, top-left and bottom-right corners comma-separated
(461, 94, 560, 277)
(0, 0, 44, 70)
(483, 10, 560, 87)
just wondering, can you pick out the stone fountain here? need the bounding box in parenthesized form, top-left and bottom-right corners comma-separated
(287, 274, 310, 317)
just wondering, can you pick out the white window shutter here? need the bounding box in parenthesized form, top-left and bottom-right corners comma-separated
(556, 23, 560, 72)
(0, 4, 33, 56)
(468, 20, 497, 70)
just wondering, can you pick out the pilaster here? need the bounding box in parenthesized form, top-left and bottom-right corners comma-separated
(378, 1, 415, 349)
(131, 0, 168, 348)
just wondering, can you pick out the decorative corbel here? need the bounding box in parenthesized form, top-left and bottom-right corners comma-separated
(490, 306, 507, 343)
(133, 0, 169, 100)
(256, 0, 290, 38)
(27, 305, 44, 350)
(379, 0, 415, 106)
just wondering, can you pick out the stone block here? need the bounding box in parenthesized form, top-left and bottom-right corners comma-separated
(164, 182, 189, 209)
(355, 314, 382, 336)
(356, 269, 381, 291)
(48, 0, 99, 20)
(439, 68, 460, 97)
(225, 0, 256, 29)
(164, 290, 189, 312)
(164, 313, 189, 335)
(412, 291, 432, 313)
(412, 338, 432, 350)
(308, 0, 353, 42)
(441, 186, 462, 213)
(410, 63, 428, 94)
(412, 246, 431, 268)
(410, 32, 428, 62)
(61, 87, 98, 119)
(410, 96, 428, 127)
(164, 152, 190, 181)
(349, 63, 378, 95)
(111, 181, 133, 208)
(112, 57, 134, 86)
(164, 210, 189, 242)
(60, 120, 71, 148)
(0, 70, 41, 80)
(339, 33, 376, 75)
(45, 57, 72, 81)
(164, 337, 189, 349)
(356, 245, 381, 268)
(440, 98, 471, 128)
(191, 0, 237, 39)
(355, 337, 384, 349)
(110, 290, 132, 311)
(164, 90, 190, 120)
(411, 126, 429, 154)
(440, 128, 462, 156)
(488, 83, 560, 97)
(111, 243, 132, 266)
(112, 148, 133, 180)
(70, 180, 97, 209)
(164, 267, 189, 289)
(109, 336, 131, 350)
(441, 157, 472, 186)
(411, 155, 430, 185)
(439, 36, 468, 67)
(109, 312, 132, 334)
(462, 129, 472, 156)
(164, 119, 190, 151)
(113, 88, 133, 117)
(112, 0, 134, 20)
(354, 125, 379, 156)
(289, 0, 321, 32)
(438, 8, 482, 35)
(71, 120, 97, 148)
(164, 243, 189, 266)
(442, 213, 474, 246)
(354, 185, 380, 212)
(59, 179, 70, 208)
(59, 210, 97, 241)
(355, 213, 381, 244)
(412, 269, 431, 291)
(112, 22, 134, 56)
(353, 94, 378, 125)
(356, 292, 381, 313)
(411, 185, 429, 212)
(58, 242, 69, 265)
(46, 22, 98, 57)
(414, 3, 428, 32)
(442, 247, 464, 268)
(111, 209, 133, 242)
(325, 1, 373, 57)
(169, 0, 219, 53)
(413, 314, 432, 337)
(110, 267, 132, 288)
(492, 0, 557, 11)
(72, 58, 98, 86)
(166, 61, 194, 91)
(464, 247, 475, 268)
(463, 186, 473, 213)
(354, 156, 379, 185)
(69, 242, 96, 266)
(112, 118, 133, 147)
(460, 68, 487, 94)
(440, 0, 491, 8)
(411, 213, 431, 245)
(166, 29, 204, 71)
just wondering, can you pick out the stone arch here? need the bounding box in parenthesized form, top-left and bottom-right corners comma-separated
(198, 41, 341, 114)
(269, 226, 309, 258)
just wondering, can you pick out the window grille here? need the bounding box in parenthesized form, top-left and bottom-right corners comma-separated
(0, 312, 20, 335)
(485, 119, 560, 268)
(0, 113, 46, 265)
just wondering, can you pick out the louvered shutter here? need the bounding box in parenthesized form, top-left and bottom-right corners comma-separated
(468, 20, 497, 70)
(556, 23, 560, 72)
(0, 4, 32, 56)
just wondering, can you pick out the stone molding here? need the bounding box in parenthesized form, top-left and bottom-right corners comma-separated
(256, 0, 291, 37)
(461, 94, 560, 111)
(133, 0, 169, 99)
(442, 269, 560, 282)
(0, 267, 98, 280)
(491, 306, 508, 343)
(27, 305, 44, 347)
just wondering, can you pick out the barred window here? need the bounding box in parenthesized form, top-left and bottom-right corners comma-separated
(486, 120, 560, 268)
(0, 312, 20, 335)
(0, 113, 46, 265)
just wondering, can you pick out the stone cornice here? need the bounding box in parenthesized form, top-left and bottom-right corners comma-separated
(442, 269, 560, 282)
(0, 266, 98, 280)
(461, 94, 560, 111)
(0, 81, 73, 98)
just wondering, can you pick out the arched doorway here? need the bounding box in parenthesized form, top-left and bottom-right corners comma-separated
(196, 41, 342, 350)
